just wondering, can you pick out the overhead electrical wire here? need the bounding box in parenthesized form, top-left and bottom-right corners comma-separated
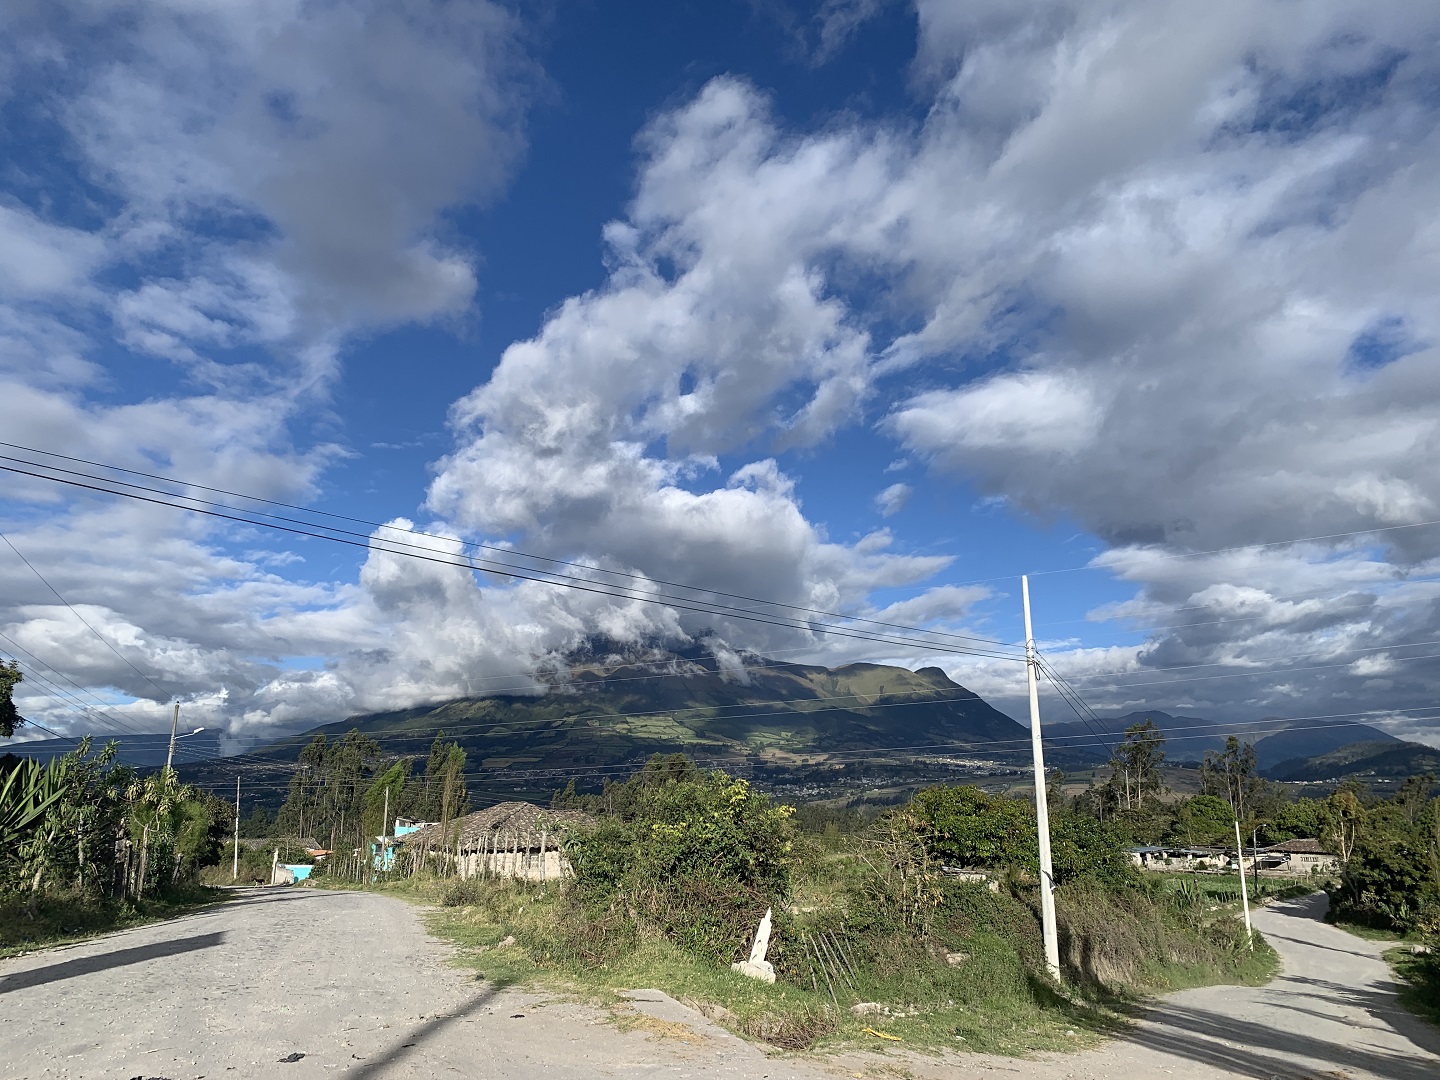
(182, 712, 1440, 798)
(0, 530, 173, 702)
(0, 445, 1021, 654)
(6, 442, 1438, 785)
(0, 460, 1026, 661)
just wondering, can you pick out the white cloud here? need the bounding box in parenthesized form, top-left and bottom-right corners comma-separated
(875, 482, 911, 517)
(7, 0, 1440, 749)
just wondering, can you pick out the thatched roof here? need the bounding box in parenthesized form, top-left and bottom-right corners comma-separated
(397, 801, 594, 850)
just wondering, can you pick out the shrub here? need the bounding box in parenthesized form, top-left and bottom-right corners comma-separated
(562, 769, 798, 965)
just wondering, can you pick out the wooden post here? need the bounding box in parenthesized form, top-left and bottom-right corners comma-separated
(270, 847, 279, 887)
(136, 824, 150, 900)
(539, 828, 548, 885)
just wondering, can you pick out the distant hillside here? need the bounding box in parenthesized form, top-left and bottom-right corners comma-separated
(1045, 710, 1397, 769)
(1265, 739, 1440, 782)
(1, 729, 224, 768)
(179, 644, 1036, 798)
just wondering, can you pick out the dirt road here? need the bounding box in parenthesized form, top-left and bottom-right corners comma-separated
(2, 889, 1436, 1080)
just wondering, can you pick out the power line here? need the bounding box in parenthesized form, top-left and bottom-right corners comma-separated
(0, 530, 173, 702)
(1055, 636, 1440, 685)
(0, 461, 1025, 661)
(0, 446, 1020, 653)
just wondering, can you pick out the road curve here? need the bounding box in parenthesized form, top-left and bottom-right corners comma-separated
(1, 888, 1436, 1080)
(833, 891, 1440, 1080)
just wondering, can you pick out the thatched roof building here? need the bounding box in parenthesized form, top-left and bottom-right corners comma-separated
(398, 801, 594, 852)
(395, 800, 595, 883)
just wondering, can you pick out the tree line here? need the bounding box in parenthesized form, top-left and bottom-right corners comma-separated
(1065, 720, 1438, 935)
(265, 730, 470, 852)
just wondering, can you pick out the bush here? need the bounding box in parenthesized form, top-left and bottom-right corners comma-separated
(910, 785, 1136, 887)
(562, 769, 798, 965)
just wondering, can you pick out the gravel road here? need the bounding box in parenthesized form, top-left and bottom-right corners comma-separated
(2, 888, 1437, 1080)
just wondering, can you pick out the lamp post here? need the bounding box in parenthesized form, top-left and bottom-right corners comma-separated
(164, 714, 206, 780)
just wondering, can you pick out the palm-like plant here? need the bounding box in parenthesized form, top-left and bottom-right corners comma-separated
(0, 759, 66, 848)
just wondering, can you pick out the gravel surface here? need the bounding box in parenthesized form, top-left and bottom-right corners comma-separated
(2, 888, 1436, 1080)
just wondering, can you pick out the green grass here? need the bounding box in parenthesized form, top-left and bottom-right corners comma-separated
(0, 885, 232, 959)
(1387, 947, 1440, 1029)
(422, 878, 1123, 1055)
(316, 872, 1276, 1059)
(1333, 921, 1406, 942)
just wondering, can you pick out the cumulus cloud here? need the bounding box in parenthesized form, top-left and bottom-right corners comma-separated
(0, 0, 536, 739)
(6, 0, 1440, 750)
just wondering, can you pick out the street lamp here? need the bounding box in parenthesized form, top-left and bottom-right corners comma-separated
(163, 700, 206, 778)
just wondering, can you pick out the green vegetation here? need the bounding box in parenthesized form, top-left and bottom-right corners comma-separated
(0, 658, 25, 738)
(273, 729, 470, 851)
(1327, 775, 1440, 937)
(185, 652, 1028, 804)
(0, 884, 227, 958)
(1387, 947, 1440, 1028)
(334, 754, 1275, 1057)
(0, 734, 232, 953)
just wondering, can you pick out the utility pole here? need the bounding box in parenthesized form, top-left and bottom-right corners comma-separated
(383, 785, 390, 840)
(1022, 575, 1062, 982)
(232, 775, 240, 882)
(164, 701, 180, 780)
(1234, 819, 1253, 946)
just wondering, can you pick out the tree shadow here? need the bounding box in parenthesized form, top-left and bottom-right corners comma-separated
(0, 931, 225, 994)
(1128, 999, 1439, 1080)
(347, 979, 515, 1079)
(1261, 929, 1381, 960)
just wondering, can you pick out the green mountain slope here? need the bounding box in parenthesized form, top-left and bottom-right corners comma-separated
(216, 647, 1031, 792)
(1265, 739, 1440, 782)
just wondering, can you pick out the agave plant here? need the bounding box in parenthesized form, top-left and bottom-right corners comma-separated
(0, 759, 67, 848)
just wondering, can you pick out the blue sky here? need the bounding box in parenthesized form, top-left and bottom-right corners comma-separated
(2, 0, 1439, 750)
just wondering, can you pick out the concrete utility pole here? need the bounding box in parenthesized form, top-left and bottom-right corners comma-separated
(1235, 819, 1253, 946)
(232, 776, 241, 882)
(164, 702, 180, 779)
(1022, 575, 1062, 982)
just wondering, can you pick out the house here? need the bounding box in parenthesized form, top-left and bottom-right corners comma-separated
(1127, 845, 1228, 871)
(372, 819, 438, 871)
(397, 801, 595, 881)
(1260, 838, 1339, 874)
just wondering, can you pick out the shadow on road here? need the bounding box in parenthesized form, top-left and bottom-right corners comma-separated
(1261, 930, 1381, 960)
(347, 981, 510, 1080)
(0, 931, 225, 994)
(1128, 999, 1439, 1080)
(1111, 892, 1440, 1080)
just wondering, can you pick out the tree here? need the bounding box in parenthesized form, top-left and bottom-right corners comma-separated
(1172, 795, 1236, 848)
(403, 732, 470, 824)
(1263, 797, 1327, 844)
(1201, 736, 1264, 824)
(912, 785, 1036, 869)
(364, 762, 409, 841)
(1106, 720, 1166, 812)
(275, 730, 382, 849)
(1323, 788, 1366, 863)
(0, 660, 25, 738)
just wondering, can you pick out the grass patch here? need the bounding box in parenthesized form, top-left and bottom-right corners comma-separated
(1332, 921, 1406, 942)
(336, 871, 1274, 1059)
(422, 877, 1121, 1056)
(1387, 947, 1440, 1029)
(0, 885, 231, 959)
